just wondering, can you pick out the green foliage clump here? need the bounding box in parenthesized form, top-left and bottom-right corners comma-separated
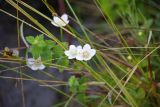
(68, 76, 88, 103)
(26, 34, 69, 71)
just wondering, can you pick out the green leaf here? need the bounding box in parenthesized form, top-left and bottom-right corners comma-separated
(41, 46, 52, 63)
(30, 45, 42, 59)
(73, 61, 83, 71)
(33, 35, 46, 47)
(39, 34, 44, 39)
(56, 56, 69, 72)
(78, 85, 87, 93)
(26, 36, 35, 44)
(53, 45, 64, 58)
(76, 93, 86, 103)
(62, 42, 68, 49)
(68, 76, 79, 93)
(45, 40, 55, 49)
(79, 77, 88, 84)
(28, 35, 55, 64)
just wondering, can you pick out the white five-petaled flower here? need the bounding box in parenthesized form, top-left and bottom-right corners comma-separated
(65, 44, 96, 61)
(27, 57, 45, 71)
(76, 44, 96, 61)
(64, 45, 81, 59)
(51, 13, 69, 27)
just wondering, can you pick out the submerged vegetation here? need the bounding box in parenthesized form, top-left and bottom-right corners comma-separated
(1, 0, 160, 107)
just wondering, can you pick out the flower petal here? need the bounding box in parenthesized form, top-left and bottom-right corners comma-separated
(76, 48, 83, 61)
(65, 20, 69, 25)
(69, 45, 76, 50)
(83, 56, 92, 61)
(54, 16, 61, 23)
(27, 58, 35, 65)
(64, 50, 70, 56)
(68, 56, 75, 59)
(51, 21, 59, 27)
(83, 44, 91, 50)
(77, 45, 82, 49)
(76, 54, 83, 61)
(30, 65, 39, 71)
(83, 49, 96, 61)
(38, 64, 45, 70)
(90, 49, 96, 57)
(61, 13, 68, 21)
(53, 16, 66, 27)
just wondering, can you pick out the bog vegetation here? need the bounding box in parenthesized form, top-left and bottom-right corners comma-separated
(1, 0, 160, 107)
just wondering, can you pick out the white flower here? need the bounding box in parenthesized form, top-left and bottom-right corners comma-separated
(76, 44, 96, 61)
(51, 13, 69, 27)
(65, 44, 96, 61)
(12, 49, 19, 57)
(27, 57, 45, 71)
(64, 45, 82, 59)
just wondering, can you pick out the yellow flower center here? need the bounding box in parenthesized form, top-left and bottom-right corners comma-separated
(34, 59, 42, 66)
(82, 50, 90, 58)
